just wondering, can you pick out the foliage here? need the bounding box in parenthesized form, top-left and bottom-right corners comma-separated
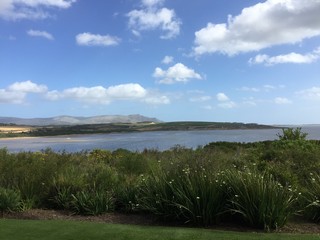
(0, 187, 21, 213)
(303, 173, 320, 222)
(139, 165, 228, 226)
(1, 130, 320, 229)
(70, 190, 114, 215)
(224, 170, 299, 231)
(277, 127, 308, 141)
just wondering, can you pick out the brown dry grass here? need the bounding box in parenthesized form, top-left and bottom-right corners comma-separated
(0, 126, 33, 134)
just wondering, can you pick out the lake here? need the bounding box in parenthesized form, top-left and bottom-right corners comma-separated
(1, 126, 320, 152)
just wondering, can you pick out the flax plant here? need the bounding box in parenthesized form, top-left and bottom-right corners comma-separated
(225, 170, 299, 231)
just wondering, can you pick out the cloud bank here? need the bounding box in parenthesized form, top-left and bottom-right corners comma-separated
(193, 0, 320, 56)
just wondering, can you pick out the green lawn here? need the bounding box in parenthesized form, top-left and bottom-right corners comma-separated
(0, 219, 319, 240)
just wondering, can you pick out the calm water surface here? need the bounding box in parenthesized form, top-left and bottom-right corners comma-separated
(1, 127, 320, 152)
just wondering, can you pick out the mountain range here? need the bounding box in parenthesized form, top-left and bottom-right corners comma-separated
(0, 115, 161, 126)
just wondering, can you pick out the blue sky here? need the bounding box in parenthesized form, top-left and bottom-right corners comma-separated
(1, 0, 320, 124)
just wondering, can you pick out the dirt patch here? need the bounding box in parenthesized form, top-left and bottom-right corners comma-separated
(2, 209, 320, 234)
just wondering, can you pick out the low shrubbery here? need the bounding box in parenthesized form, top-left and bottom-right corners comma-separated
(225, 170, 299, 230)
(1, 128, 320, 231)
(0, 187, 21, 213)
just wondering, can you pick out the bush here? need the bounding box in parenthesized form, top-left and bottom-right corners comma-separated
(277, 127, 308, 141)
(139, 166, 227, 226)
(225, 170, 299, 231)
(71, 190, 114, 215)
(0, 187, 21, 213)
(303, 173, 320, 222)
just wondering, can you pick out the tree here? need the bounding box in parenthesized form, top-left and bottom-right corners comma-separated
(277, 127, 308, 141)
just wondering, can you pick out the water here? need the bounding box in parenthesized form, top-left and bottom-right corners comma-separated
(1, 127, 320, 152)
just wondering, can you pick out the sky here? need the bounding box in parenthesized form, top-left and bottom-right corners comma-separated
(0, 0, 320, 124)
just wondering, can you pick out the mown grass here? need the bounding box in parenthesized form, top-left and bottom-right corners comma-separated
(0, 219, 319, 240)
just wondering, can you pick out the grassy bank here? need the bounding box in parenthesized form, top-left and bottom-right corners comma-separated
(0, 128, 320, 232)
(0, 219, 319, 240)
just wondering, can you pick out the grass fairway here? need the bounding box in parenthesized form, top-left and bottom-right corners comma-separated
(0, 219, 319, 240)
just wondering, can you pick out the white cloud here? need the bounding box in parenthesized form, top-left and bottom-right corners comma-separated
(238, 86, 260, 92)
(127, 0, 181, 39)
(162, 55, 174, 64)
(153, 63, 202, 84)
(0, 89, 26, 104)
(297, 87, 320, 100)
(274, 97, 292, 104)
(8, 80, 48, 93)
(216, 93, 236, 108)
(144, 95, 170, 104)
(216, 93, 229, 102)
(0, 80, 48, 104)
(76, 33, 121, 47)
(193, 0, 320, 56)
(106, 83, 147, 99)
(46, 83, 169, 105)
(141, 0, 164, 8)
(250, 47, 320, 65)
(0, 0, 76, 20)
(27, 29, 54, 40)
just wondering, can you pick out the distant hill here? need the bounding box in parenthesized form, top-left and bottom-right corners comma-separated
(0, 115, 161, 126)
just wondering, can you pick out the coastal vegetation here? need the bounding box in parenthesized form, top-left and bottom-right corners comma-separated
(0, 128, 320, 233)
(0, 121, 276, 138)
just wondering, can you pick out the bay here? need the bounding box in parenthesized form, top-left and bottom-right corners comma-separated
(1, 126, 320, 153)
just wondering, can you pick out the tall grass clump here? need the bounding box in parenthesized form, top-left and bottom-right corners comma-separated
(303, 173, 320, 223)
(0, 187, 21, 214)
(48, 157, 119, 215)
(139, 164, 227, 226)
(70, 189, 114, 215)
(225, 170, 299, 231)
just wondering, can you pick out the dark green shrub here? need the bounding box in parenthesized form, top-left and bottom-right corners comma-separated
(0, 187, 21, 213)
(277, 128, 308, 141)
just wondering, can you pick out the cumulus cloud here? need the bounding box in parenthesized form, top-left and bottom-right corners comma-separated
(162, 55, 174, 64)
(297, 87, 320, 100)
(0, 89, 26, 104)
(153, 63, 202, 84)
(193, 0, 320, 56)
(216, 93, 236, 109)
(0, 80, 48, 104)
(76, 33, 121, 47)
(274, 97, 292, 104)
(249, 47, 320, 65)
(27, 29, 54, 40)
(216, 93, 230, 102)
(0, 0, 76, 20)
(46, 83, 169, 105)
(127, 0, 181, 39)
(8, 80, 48, 93)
